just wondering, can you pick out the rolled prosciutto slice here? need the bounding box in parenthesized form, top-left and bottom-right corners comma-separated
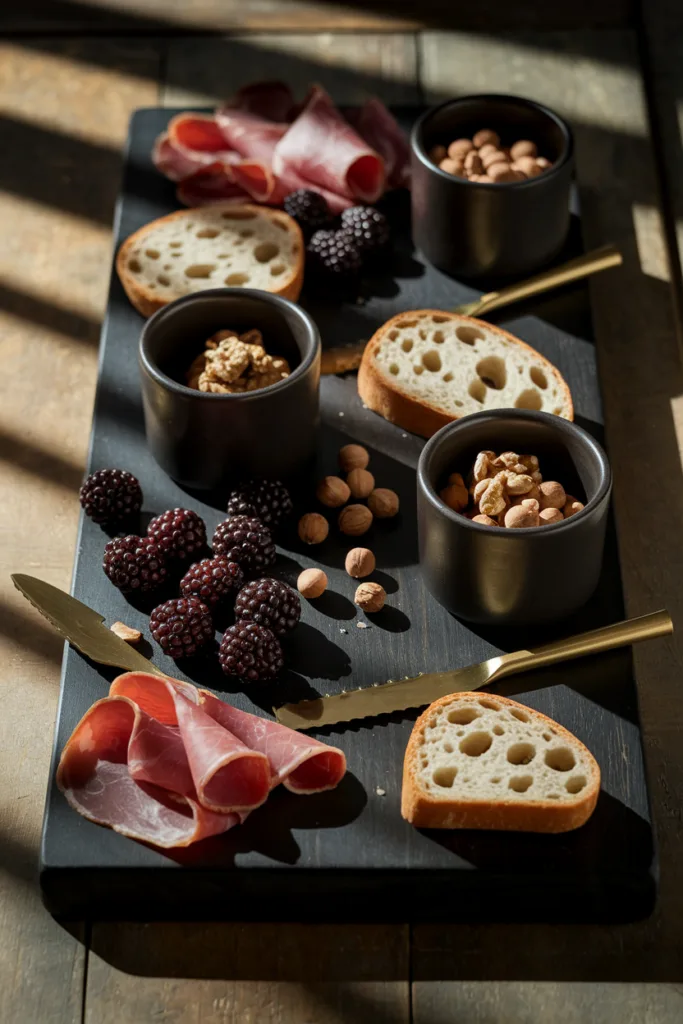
(273, 86, 386, 204)
(347, 97, 411, 189)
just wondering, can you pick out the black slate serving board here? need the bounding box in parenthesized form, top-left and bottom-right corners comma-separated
(41, 108, 655, 922)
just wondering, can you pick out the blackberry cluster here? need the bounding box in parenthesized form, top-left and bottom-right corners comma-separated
(283, 189, 332, 236)
(235, 578, 301, 636)
(307, 229, 362, 282)
(341, 205, 390, 255)
(218, 621, 284, 682)
(80, 469, 142, 525)
(147, 508, 206, 562)
(103, 535, 167, 594)
(227, 479, 293, 530)
(149, 596, 214, 659)
(212, 516, 276, 573)
(180, 556, 244, 608)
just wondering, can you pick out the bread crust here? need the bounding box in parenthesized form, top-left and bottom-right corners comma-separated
(358, 309, 574, 437)
(116, 204, 305, 318)
(401, 692, 599, 833)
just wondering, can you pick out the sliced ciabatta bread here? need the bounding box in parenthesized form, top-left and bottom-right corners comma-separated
(358, 310, 573, 437)
(402, 692, 599, 833)
(116, 204, 304, 317)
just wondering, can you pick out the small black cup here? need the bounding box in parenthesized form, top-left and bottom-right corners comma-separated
(417, 411, 611, 625)
(139, 289, 320, 489)
(411, 94, 574, 280)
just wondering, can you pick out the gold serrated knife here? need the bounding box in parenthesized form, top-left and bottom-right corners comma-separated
(275, 611, 673, 730)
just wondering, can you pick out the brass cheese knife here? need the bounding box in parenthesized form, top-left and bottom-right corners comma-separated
(275, 611, 672, 730)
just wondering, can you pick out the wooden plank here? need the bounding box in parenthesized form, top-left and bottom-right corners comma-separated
(0, 38, 161, 1024)
(85, 31, 414, 1024)
(414, 28, 683, 1016)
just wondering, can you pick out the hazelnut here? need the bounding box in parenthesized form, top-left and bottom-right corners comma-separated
(339, 444, 369, 473)
(473, 129, 500, 149)
(316, 475, 351, 507)
(563, 495, 585, 518)
(464, 150, 484, 175)
(475, 174, 493, 183)
(477, 143, 498, 161)
(539, 480, 566, 510)
(472, 514, 498, 526)
(511, 140, 538, 160)
(347, 467, 375, 499)
(298, 512, 329, 544)
(354, 581, 386, 613)
(441, 474, 469, 512)
(481, 148, 507, 169)
(521, 498, 540, 512)
(345, 547, 376, 578)
(536, 157, 552, 170)
(504, 503, 540, 528)
(110, 621, 142, 644)
(429, 144, 448, 164)
(368, 487, 399, 518)
(297, 568, 328, 598)
(513, 156, 542, 178)
(439, 157, 463, 176)
(448, 138, 473, 160)
(488, 162, 518, 183)
(338, 504, 373, 536)
(539, 507, 564, 525)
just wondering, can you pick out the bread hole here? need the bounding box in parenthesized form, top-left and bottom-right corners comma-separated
(157, 274, 170, 286)
(171, 252, 182, 258)
(443, 742, 454, 753)
(509, 775, 533, 793)
(553, 406, 562, 415)
(459, 731, 493, 756)
(128, 258, 141, 273)
(510, 708, 529, 723)
(221, 210, 256, 220)
(413, 365, 424, 376)
(543, 732, 552, 741)
(147, 283, 156, 290)
(469, 379, 486, 403)
(455, 399, 463, 407)
(491, 777, 501, 784)
(462, 778, 471, 784)
(388, 329, 399, 341)
(225, 272, 250, 286)
(545, 747, 576, 772)
(185, 264, 215, 279)
(447, 707, 480, 725)
(270, 263, 286, 277)
(476, 355, 507, 390)
(163, 264, 171, 270)
(240, 229, 255, 239)
(422, 350, 442, 372)
(397, 319, 418, 329)
(196, 228, 220, 239)
(402, 339, 413, 353)
(515, 388, 542, 411)
(433, 330, 444, 343)
(443, 372, 454, 383)
(254, 242, 279, 263)
(432, 766, 457, 788)
(548, 794, 560, 800)
(185, 222, 195, 231)
(432, 315, 448, 323)
(566, 775, 587, 794)
(493, 725, 505, 736)
(530, 365, 548, 389)
(169, 241, 183, 249)
(479, 699, 501, 711)
(145, 248, 160, 259)
(456, 325, 485, 345)
(217, 253, 230, 259)
(507, 742, 536, 766)
(418, 329, 427, 340)
(389, 363, 399, 376)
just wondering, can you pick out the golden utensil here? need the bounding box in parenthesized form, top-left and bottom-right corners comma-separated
(276, 610, 672, 730)
(453, 244, 622, 318)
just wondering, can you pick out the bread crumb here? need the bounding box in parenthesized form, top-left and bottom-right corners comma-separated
(110, 621, 142, 644)
(339, 628, 347, 634)
(401, 433, 407, 438)
(356, 621, 369, 629)
(338, 411, 345, 417)
(376, 787, 386, 797)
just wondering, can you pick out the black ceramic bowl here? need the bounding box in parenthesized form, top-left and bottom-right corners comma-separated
(417, 411, 611, 625)
(139, 289, 320, 489)
(411, 94, 574, 280)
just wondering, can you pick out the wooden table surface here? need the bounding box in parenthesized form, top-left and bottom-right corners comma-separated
(2, 2, 683, 1021)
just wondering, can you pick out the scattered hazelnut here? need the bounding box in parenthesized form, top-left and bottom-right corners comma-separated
(504, 503, 540, 528)
(347, 467, 375, 499)
(429, 144, 448, 164)
(511, 140, 537, 160)
(563, 496, 585, 518)
(339, 444, 369, 473)
(354, 581, 386, 613)
(110, 621, 142, 644)
(339, 504, 373, 536)
(539, 480, 566, 510)
(441, 475, 469, 512)
(345, 547, 376, 578)
(367, 487, 400, 518)
(472, 514, 498, 526)
(316, 475, 351, 507)
(448, 138, 474, 160)
(539, 507, 564, 525)
(464, 150, 484, 175)
(297, 568, 328, 598)
(473, 129, 500, 149)
(298, 512, 329, 544)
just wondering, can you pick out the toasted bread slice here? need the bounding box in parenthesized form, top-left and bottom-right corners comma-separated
(358, 310, 573, 437)
(402, 692, 599, 833)
(116, 204, 304, 317)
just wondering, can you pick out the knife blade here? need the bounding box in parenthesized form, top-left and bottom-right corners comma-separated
(11, 573, 167, 677)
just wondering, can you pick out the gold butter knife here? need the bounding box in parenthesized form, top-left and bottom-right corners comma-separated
(275, 611, 672, 730)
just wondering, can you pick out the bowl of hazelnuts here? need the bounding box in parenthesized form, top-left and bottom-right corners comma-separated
(411, 94, 574, 279)
(417, 410, 611, 625)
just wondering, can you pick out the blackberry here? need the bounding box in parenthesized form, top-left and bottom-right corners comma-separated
(340, 205, 390, 255)
(147, 508, 206, 562)
(149, 596, 214, 659)
(219, 620, 284, 682)
(180, 556, 244, 608)
(235, 577, 301, 636)
(80, 469, 142, 525)
(283, 189, 332, 236)
(212, 516, 276, 573)
(102, 535, 167, 594)
(226, 479, 293, 530)
(307, 229, 362, 281)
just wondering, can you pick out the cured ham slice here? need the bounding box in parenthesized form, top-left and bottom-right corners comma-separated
(229, 81, 296, 122)
(200, 690, 347, 793)
(176, 165, 252, 207)
(168, 113, 239, 165)
(273, 86, 386, 204)
(348, 98, 411, 189)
